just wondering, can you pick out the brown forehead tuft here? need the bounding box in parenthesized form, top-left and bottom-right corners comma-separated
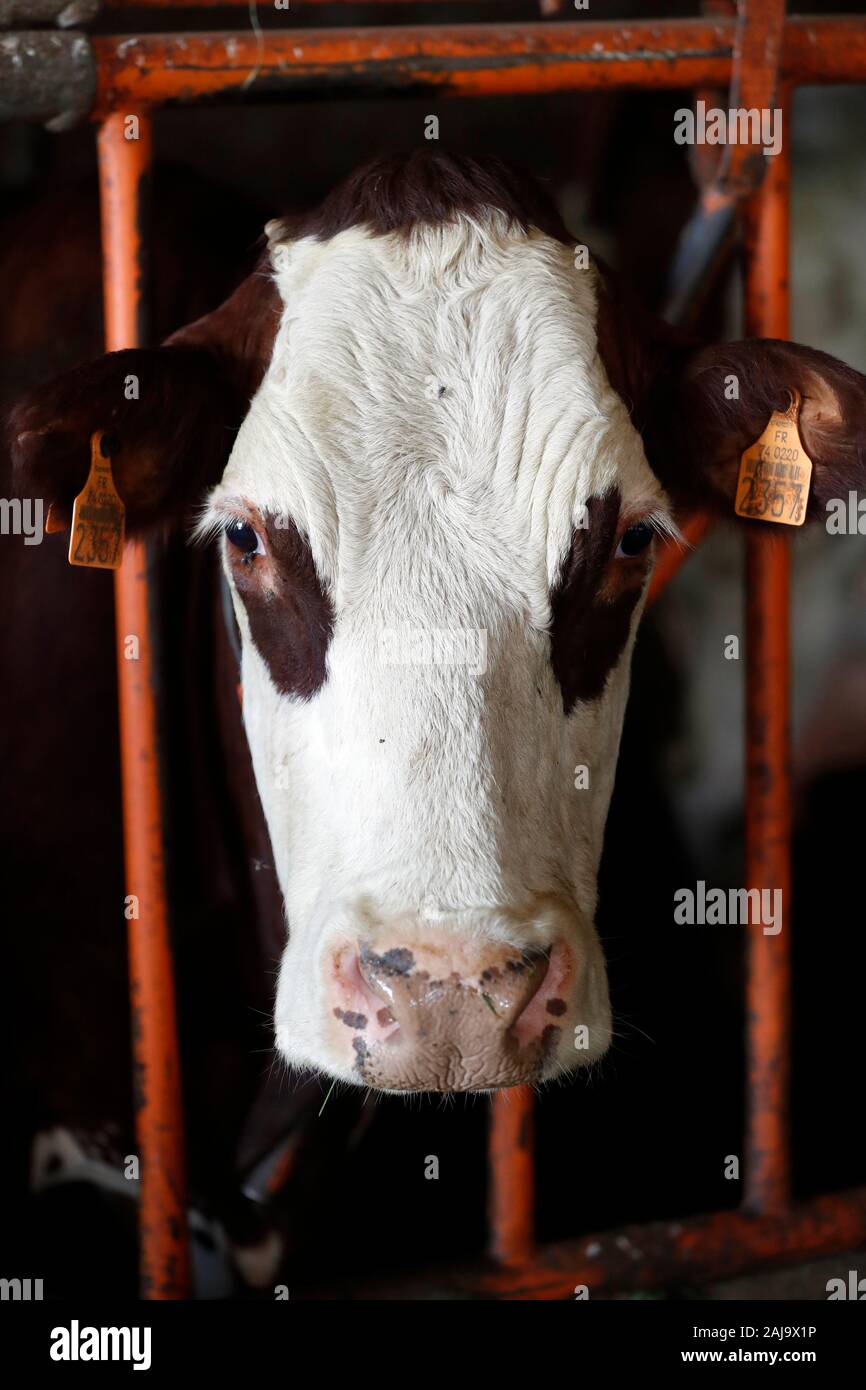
(282, 151, 574, 245)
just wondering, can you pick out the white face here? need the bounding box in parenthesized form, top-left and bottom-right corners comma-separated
(199, 213, 675, 1093)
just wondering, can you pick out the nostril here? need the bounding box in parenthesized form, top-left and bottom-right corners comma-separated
(510, 939, 577, 1045)
(477, 946, 550, 1026)
(331, 944, 402, 1044)
(358, 944, 416, 993)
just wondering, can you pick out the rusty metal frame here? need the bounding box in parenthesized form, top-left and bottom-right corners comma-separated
(90, 5, 866, 1298)
(97, 111, 191, 1300)
(88, 15, 866, 113)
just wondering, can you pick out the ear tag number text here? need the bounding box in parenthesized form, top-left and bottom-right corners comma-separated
(68, 431, 126, 569)
(735, 391, 813, 526)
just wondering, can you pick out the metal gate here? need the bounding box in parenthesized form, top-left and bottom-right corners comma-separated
(68, 0, 866, 1297)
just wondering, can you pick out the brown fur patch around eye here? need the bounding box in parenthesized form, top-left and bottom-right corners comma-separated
(230, 514, 334, 699)
(549, 491, 643, 713)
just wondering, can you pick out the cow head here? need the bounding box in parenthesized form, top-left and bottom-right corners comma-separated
(11, 154, 866, 1093)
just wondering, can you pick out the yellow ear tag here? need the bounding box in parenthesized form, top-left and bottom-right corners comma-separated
(68, 431, 126, 569)
(735, 390, 813, 526)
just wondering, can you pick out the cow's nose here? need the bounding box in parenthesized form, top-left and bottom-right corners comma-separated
(329, 936, 576, 1092)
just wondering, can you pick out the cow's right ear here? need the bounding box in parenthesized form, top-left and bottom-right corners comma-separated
(640, 337, 866, 525)
(8, 256, 280, 537)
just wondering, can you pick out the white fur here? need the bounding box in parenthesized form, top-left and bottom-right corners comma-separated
(199, 213, 673, 1090)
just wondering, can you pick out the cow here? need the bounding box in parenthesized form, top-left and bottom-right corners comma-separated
(11, 151, 866, 1095)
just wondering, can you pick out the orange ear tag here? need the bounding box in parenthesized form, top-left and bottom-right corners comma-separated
(68, 431, 126, 569)
(735, 390, 813, 526)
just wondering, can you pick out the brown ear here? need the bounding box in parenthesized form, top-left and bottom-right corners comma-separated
(642, 338, 866, 525)
(8, 257, 280, 537)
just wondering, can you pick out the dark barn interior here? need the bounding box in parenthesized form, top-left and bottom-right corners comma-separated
(1, 0, 865, 1312)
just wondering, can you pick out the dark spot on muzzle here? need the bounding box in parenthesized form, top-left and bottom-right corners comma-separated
(359, 945, 415, 978)
(334, 1008, 367, 1030)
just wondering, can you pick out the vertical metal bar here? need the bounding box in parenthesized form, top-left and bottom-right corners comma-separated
(489, 1086, 534, 1265)
(97, 110, 192, 1298)
(741, 89, 792, 1216)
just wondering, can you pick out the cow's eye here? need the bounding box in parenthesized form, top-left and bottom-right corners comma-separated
(616, 522, 654, 559)
(225, 520, 262, 559)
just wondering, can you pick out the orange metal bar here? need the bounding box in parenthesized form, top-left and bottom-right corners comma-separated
(90, 17, 866, 115)
(97, 111, 192, 1299)
(350, 1185, 866, 1299)
(488, 1086, 534, 1266)
(716, 0, 786, 202)
(741, 91, 792, 1216)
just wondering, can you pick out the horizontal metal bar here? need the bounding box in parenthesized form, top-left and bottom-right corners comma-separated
(330, 1186, 866, 1299)
(91, 17, 866, 114)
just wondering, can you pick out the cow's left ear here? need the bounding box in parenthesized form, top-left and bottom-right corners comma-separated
(642, 338, 866, 524)
(8, 256, 280, 537)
